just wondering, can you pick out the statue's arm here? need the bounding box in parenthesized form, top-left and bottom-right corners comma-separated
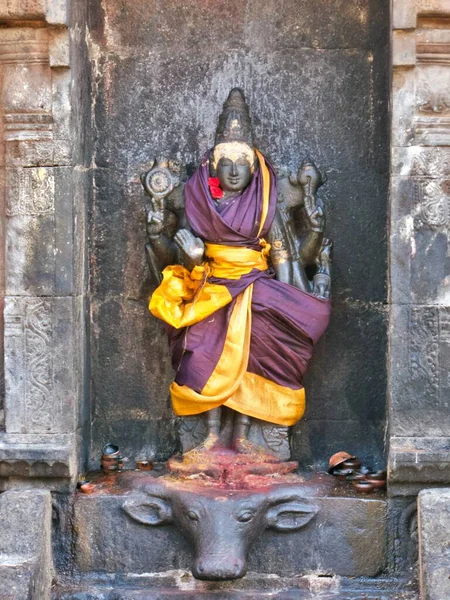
(280, 161, 326, 267)
(141, 160, 205, 277)
(267, 208, 312, 294)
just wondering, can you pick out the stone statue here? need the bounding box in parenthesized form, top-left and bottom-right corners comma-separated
(142, 88, 331, 464)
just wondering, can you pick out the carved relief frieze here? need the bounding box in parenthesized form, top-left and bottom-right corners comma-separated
(417, 26, 450, 65)
(4, 298, 55, 432)
(24, 300, 53, 428)
(439, 307, 450, 348)
(5, 167, 55, 216)
(0, 28, 56, 167)
(413, 179, 450, 230)
(410, 148, 450, 176)
(409, 307, 439, 393)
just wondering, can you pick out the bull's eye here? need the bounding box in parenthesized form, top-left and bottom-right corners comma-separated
(237, 511, 254, 523)
(186, 510, 199, 521)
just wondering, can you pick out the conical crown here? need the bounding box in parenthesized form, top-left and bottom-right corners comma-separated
(214, 88, 253, 147)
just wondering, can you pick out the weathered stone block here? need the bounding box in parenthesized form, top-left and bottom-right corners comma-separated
(5, 167, 75, 296)
(391, 146, 450, 179)
(73, 475, 387, 578)
(417, 0, 450, 17)
(45, 0, 69, 25)
(293, 302, 387, 470)
(4, 297, 79, 435)
(393, 0, 417, 29)
(414, 63, 450, 147)
(392, 68, 416, 147)
(0, 0, 45, 20)
(389, 437, 450, 494)
(390, 177, 450, 305)
(418, 488, 450, 600)
(0, 490, 52, 600)
(392, 31, 416, 67)
(0, 433, 77, 482)
(389, 305, 450, 439)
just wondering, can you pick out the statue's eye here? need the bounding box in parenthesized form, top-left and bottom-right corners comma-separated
(186, 510, 199, 521)
(237, 511, 254, 523)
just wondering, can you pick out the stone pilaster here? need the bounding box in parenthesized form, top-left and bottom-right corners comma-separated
(0, 0, 89, 488)
(0, 490, 52, 599)
(389, 0, 450, 494)
(418, 488, 450, 599)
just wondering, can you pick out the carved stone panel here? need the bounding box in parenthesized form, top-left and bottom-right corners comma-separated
(390, 176, 450, 305)
(0, 27, 71, 167)
(4, 297, 78, 434)
(5, 166, 75, 296)
(389, 305, 450, 438)
(6, 167, 55, 217)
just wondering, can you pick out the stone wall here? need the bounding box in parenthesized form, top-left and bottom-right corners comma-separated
(0, 0, 90, 487)
(389, 0, 450, 495)
(87, 0, 390, 468)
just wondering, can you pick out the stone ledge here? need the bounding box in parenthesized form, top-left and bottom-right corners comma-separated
(389, 437, 450, 495)
(0, 433, 77, 482)
(53, 574, 418, 600)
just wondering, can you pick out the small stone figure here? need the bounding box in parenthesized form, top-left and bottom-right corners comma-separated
(142, 89, 331, 465)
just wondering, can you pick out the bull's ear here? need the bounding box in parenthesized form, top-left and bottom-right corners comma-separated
(122, 493, 172, 526)
(266, 500, 318, 532)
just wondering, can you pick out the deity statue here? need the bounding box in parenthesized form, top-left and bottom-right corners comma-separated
(142, 89, 331, 464)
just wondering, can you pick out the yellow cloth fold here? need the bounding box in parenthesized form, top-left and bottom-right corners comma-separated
(225, 371, 306, 426)
(205, 242, 269, 279)
(149, 262, 232, 329)
(149, 243, 269, 329)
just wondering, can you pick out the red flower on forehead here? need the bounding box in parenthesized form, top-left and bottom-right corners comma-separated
(208, 177, 224, 199)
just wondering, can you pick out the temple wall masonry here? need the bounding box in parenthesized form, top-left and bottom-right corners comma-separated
(87, 0, 390, 469)
(389, 0, 450, 495)
(0, 0, 449, 598)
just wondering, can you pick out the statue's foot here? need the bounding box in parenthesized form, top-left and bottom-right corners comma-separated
(231, 437, 280, 463)
(182, 433, 222, 461)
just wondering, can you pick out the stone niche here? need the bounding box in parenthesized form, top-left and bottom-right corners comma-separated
(87, 0, 390, 471)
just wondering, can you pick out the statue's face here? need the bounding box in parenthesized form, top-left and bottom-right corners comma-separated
(213, 142, 255, 193)
(216, 156, 253, 193)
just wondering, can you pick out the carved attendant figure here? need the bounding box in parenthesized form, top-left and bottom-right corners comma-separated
(143, 89, 331, 459)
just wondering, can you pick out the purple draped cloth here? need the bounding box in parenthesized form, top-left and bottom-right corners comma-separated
(167, 152, 331, 415)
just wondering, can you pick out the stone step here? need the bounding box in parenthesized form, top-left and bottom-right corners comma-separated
(53, 574, 418, 600)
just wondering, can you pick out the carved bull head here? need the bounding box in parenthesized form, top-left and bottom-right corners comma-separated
(123, 482, 318, 581)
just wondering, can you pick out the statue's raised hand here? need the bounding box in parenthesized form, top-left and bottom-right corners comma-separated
(304, 198, 325, 232)
(174, 229, 205, 267)
(297, 159, 325, 197)
(141, 157, 181, 239)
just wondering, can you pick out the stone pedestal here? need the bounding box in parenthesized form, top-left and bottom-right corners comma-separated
(72, 471, 387, 579)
